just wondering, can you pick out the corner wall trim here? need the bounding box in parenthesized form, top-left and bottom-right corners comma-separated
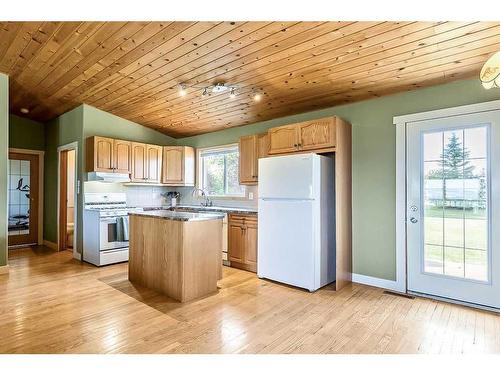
(352, 273, 402, 292)
(0, 265, 9, 275)
(43, 240, 58, 250)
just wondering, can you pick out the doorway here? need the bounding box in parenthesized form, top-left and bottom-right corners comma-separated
(8, 151, 42, 247)
(58, 143, 78, 258)
(406, 109, 500, 309)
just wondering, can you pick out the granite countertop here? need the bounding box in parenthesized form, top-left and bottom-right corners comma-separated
(130, 210, 225, 222)
(142, 205, 258, 215)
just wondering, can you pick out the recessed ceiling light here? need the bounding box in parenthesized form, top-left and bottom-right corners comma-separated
(253, 93, 262, 102)
(178, 84, 187, 97)
(20, 108, 29, 114)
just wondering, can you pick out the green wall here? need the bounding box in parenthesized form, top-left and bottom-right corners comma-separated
(0, 74, 8, 266)
(9, 115, 45, 151)
(44, 106, 84, 248)
(82, 104, 176, 145)
(178, 78, 500, 281)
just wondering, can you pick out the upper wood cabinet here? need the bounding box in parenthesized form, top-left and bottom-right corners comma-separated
(146, 144, 163, 183)
(268, 116, 337, 155)
(268, 125, 299, 155)
(239, 135, 258, 185)
(258, 133, 269, 158)
(228, 214, 258, 273)
(131, 142, 162, 183)
(113, 139, 132, 173)
(162, 146, 195, 186)
(298, 118, 336, 151)
(239, 133, 269, 185)
(86, 136, 131, 173)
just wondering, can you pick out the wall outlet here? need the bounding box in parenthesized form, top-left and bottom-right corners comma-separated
(248, 192, 254, 200)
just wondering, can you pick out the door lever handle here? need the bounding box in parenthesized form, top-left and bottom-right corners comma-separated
(409, 217, 418, 224)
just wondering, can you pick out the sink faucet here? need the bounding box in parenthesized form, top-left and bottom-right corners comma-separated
(192, 188, 213, 207)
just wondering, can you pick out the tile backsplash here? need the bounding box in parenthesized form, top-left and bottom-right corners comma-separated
(84, 181, 258, 209)
(166, 185, 258, 209)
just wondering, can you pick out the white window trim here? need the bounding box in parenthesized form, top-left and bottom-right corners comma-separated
(393, 99, 500, 295)
(196, 143, 247, 200)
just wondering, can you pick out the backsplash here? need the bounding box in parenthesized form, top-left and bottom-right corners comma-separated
(84, 181, 258, 209)
(84, 181, 169, 207)
(163, 185, 258, 209)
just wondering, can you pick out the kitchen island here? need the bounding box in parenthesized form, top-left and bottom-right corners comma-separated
(128, 210, 224, 302)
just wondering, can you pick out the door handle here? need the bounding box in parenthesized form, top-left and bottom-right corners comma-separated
(409, 217, 418, 224)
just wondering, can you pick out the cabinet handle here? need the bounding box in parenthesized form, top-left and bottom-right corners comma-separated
(293, 144, 297, 147)
(298, 143, 302, 147)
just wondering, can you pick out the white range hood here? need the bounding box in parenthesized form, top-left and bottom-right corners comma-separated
(87, 172, 131, 183)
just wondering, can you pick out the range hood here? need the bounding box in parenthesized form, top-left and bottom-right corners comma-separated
(87, 172, 131, 183)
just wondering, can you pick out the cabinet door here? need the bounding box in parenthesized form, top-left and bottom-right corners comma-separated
(113, 139, 131, 174)
(298, 117, 336, 151)
(239, 135, 258, 184)
(162, 146, 184, 184)
(258, 133, 269, 158)
(131, 142, 147, 182)
(146, 144, 163, 183)
(245, 220, 258, 272)
(92, 136, 114, 172)
(228, 222, 245, 264)
(268, 125, 299, 155)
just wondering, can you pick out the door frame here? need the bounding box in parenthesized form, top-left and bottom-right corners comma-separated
(394, 99, 500, 296)
(57, 142, 79, 260)
(8, 148, 44, 246)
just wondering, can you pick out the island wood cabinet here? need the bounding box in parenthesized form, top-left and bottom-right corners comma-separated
(268, 116, 336, 155)
(131, 142, 162, 183)
(239, 133, 269, 185)
(162, 146, 195, 186)
(228, 214, 258, 272)
(86, 136, 132, 173)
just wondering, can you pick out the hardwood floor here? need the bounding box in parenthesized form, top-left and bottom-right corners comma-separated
(1, 246, 500, 354)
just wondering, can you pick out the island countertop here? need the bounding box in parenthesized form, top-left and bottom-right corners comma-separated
(129, 210, 225, 222)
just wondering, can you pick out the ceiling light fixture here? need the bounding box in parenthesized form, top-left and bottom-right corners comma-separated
(178, 84, 187, 97)
(253, 93, 262, 102)
(20, 108, 29, 114)
(229, 87, 236, 99)
(202, 87, 208, 96)
(480, 51, 500, 89)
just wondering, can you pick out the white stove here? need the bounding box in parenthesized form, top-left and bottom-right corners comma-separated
(83, 193, 142, 266)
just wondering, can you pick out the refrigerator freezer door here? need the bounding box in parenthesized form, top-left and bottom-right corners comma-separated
(259, 154, 315, 200)
(258, 199, 315, 290)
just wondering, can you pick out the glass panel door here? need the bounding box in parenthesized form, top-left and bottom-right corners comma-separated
(407, 110, 500, 309)
(8, 152, 39, 246)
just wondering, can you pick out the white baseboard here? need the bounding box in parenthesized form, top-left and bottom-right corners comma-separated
(43, 240, 58, 250)
(352, 273, 402, 292)
(0, 265, 9, 275)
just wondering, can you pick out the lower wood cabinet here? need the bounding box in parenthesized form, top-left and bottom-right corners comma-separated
(228, 213, 257, 272)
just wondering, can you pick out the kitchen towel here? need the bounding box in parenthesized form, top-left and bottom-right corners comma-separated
(116, 216, 129, 242)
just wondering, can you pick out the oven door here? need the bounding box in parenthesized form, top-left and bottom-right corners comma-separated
(99, 217, 129, 251)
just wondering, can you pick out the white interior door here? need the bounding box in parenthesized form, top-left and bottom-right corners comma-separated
(407, 110, 500, 309)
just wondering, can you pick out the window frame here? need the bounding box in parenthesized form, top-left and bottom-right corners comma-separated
(196, 143, 246, 199)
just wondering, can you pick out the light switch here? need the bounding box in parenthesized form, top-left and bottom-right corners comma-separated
(248, 192, 254, 200)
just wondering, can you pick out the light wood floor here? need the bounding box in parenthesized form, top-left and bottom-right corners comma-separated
(1, 246, 500, 354)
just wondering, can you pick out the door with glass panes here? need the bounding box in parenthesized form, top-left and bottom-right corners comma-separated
(8, 152, 39, 246)
(407, 110, 500, 309)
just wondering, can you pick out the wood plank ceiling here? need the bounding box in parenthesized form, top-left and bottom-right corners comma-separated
(1, 21, 499, 137)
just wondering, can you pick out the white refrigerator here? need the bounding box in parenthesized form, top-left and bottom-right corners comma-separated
(257, 153, 335, 292)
